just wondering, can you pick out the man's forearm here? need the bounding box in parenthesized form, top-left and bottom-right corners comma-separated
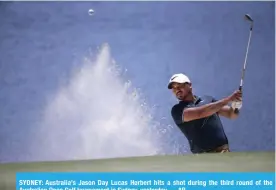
(197, 98, 229, 118)
(183, 97, 231, 122)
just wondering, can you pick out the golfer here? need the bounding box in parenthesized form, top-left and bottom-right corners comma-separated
(168, 73, 242, 153)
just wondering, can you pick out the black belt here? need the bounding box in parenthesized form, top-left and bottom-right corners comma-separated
(206, 144, 230, 153)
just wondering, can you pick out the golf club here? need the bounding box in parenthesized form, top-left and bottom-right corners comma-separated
(234, 14, 254, 113)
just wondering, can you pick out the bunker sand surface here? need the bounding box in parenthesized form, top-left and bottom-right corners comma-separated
(0, 152, 274, 189)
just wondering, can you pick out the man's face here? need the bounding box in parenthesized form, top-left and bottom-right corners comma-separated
(171, 82, 191, 100)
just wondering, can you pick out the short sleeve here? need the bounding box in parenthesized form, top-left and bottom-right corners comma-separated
(171, 105, 184, 125)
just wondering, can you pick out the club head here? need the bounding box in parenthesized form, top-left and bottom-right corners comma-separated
(244, 14, 253, 22)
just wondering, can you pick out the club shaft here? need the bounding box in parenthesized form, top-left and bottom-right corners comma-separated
(234, 23, 253, 114)
(239, 26, 253, 90)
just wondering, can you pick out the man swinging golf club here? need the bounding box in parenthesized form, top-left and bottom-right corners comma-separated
(168, 14, 253, 154)
(168, 73, 242, 153)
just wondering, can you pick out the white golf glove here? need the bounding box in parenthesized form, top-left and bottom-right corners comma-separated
(231, 101, 242, 110)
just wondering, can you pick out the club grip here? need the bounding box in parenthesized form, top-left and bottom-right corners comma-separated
(234, 86, 242, 114)
(238, 86, 242, 91)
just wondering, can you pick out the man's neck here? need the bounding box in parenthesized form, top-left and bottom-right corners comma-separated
(182, 93, 195, 102)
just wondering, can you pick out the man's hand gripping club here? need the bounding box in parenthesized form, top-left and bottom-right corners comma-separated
(230, 90, 243, 111)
